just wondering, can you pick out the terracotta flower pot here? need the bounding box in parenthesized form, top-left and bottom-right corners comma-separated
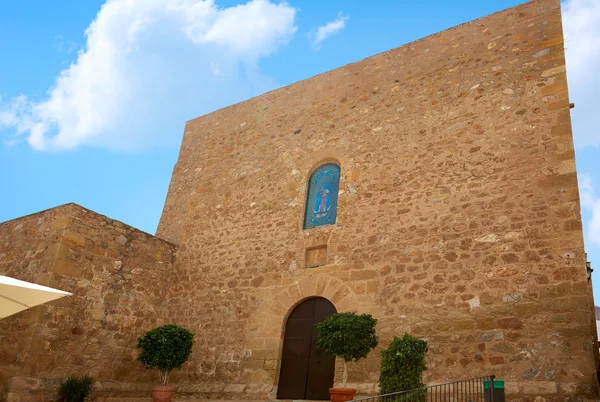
(152, 385, 177, 402)
(330, 387, 357, 402)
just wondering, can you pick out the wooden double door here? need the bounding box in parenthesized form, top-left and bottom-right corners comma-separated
(277, 298, 336, 400)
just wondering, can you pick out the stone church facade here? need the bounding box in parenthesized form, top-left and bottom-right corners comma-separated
(1, 0, 598, 401)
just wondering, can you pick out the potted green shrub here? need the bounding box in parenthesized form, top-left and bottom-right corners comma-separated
(316, 312, 378, 402)
(57, 375, 95, 402)
(137, 324, 194, 402)
(379, 333, 428, 398)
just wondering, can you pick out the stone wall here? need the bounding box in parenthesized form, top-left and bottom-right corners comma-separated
(0, 203, 176, 402)
(157, 0, 598, 400)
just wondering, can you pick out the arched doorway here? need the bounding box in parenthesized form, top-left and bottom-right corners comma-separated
(277, 297, 336, 400)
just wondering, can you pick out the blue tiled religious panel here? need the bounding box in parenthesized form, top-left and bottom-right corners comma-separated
(303, 164, 340, 229)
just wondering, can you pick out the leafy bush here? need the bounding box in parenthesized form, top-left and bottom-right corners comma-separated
(57, 375, 95, 402)
(316, 312, 378, 387)
(379, 333, 428, 395)
(137, 324, 195, 386)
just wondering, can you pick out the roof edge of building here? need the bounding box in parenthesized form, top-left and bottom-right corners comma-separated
(1, 202, 177, 248)
(183, 0, 551, 127)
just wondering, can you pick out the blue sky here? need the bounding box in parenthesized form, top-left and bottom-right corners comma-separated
(1, 0, 600, 298)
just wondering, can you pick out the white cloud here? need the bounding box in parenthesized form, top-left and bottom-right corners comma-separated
(0, 0, 297, 151)
(579, 174, 600, 245)
(562, 0, 600, 148)
(312, 13, 349, 49)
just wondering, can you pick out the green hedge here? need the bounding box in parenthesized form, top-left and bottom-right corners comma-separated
(316, 312, 378, 388)
(316, 312, 378, 362)
(379, 333, 428, 395)
(57, 375, 95, 402)
(137, 324, 194, 385)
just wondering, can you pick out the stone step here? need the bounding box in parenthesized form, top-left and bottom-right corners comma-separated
(104, 399, 270, 402)
(103, 400, 325, 402)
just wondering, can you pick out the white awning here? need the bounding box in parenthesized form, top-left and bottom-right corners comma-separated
(0, 275, 71, 319)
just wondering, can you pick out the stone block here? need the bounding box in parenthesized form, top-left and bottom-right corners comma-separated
(60, 230, 86, 247)
(538, 37, 564, 48)
(521, 381, 557, 394)
(263, 359, 277, 370)
(49, 216, 72, 231)
(453, 320, 475, 331)
(7, 377, 42, 391)
(286, 283, 302, 301)
(366, 280, 379, 293)
(5, 393, 20, 402)
(315, 275, 331, 296)
(350, 270, 377, 281)
(476, 317, 495, 330)
(541, 66, 566, 77)
(263, 337, 280, 350)
(223, 383, 247, 393)
(505, 381, 520, 394)
(322, 280, 342, 300)
(542, 80, 567, 96)
(497, 317, 523, 329)
(306, 246, 327, 268)
(489, 356, 505, 365)
(478, 331, 504, 342)
(89, 309, 106, 320)
(50, 259, 82, 278)
(251, 349, 278, 360)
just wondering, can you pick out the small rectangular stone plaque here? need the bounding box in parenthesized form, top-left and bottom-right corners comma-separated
(306, 245, 327, 268)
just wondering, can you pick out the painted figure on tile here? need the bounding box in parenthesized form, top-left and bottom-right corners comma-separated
(315, 186, 330, 217)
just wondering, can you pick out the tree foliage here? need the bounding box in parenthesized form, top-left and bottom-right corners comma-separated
(57, 375, 95, 402)
(137, 324, 194, 385)
(316, 312, 378, 362)
(379, 333, 428, 395)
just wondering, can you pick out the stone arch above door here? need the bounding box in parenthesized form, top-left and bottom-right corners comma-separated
(246, 274, 361, 348)
(272, 276, 358, 328)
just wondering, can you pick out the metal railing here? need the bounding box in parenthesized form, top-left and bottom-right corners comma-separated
(351, 376, 497, 402)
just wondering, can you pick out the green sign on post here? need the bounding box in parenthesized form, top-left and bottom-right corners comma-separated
(483, 380, 505, 389)
(483, 379, 505, 402)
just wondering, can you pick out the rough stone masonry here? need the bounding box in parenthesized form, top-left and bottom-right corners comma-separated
(1, 0, 598, 401)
